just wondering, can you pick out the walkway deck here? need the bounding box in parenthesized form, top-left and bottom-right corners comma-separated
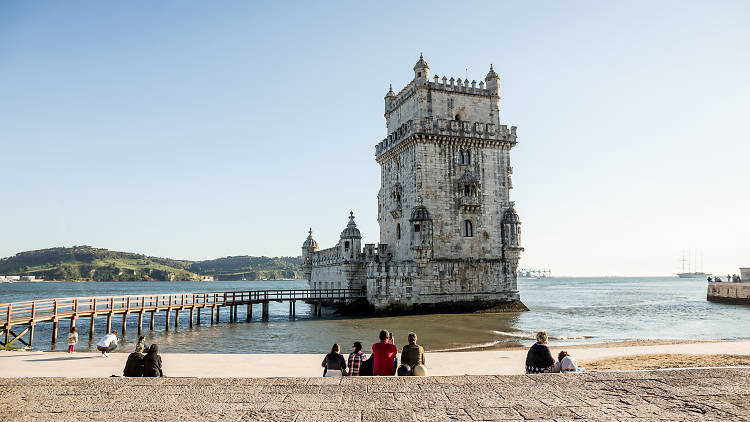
(0, 368, 747, 421)
(0, 289, 365, 349)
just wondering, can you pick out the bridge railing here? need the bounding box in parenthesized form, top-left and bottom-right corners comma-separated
(1, 288, 366, 325)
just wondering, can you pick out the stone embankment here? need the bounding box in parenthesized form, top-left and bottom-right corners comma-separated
(707, 281, 750, 305)
(1, 368, 748, 421)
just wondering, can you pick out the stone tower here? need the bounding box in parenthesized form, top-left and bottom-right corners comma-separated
(368, 54, 524, 312)
(301, 55, 524, 314)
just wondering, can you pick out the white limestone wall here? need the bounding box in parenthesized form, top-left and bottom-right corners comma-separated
(429, 89, 498, 124)
(310, 265, 347, 290)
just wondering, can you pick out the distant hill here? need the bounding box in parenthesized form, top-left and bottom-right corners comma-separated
(0, 246, 303, 281)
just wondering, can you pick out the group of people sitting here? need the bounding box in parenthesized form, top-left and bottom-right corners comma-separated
(123, 335, 164, 377)
(525, 330, 585, 374)
(321, 330, 427, 377)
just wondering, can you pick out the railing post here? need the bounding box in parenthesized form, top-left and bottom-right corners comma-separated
(90, 298, 96, 340)
(5, 303, 12, 347)
(51, 300, 58, 345)
(27, 301, 36, 350)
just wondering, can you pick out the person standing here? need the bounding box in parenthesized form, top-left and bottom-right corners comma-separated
(67, 326, 78, 353)
(347, 342, 367, 376)
(143, 344, 164, 377)
(322, 343, 347, 377)
(135, 336, 147, 354)
(372, 330, 397, 376)
(96, 330, 118, 357)
(525, 330, 555, 374)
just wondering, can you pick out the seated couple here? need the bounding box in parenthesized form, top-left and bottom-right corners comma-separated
(525, 330, 585, 374)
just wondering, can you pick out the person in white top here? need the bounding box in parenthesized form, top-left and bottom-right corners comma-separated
(556, 350, 586, 373)
(96, 330, 119, 357)
(67, 326, 78, 353)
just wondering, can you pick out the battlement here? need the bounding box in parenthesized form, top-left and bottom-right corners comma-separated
(386, 77, 496, 116)
(308, 245, 343, 266)
(376, 117, 517, 157)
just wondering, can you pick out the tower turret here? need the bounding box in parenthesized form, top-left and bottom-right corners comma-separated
(484, 64, 499, 95)
(340, 211, 362, 260)
(301, 228, 318, 281)
(413, 53, 430, 82)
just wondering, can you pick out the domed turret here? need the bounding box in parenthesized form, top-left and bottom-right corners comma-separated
(340, 211, 362, 259)
(502, 206, 521, 248)
(340, 211, 362, 239)
(409, 205, 431, 222)
(484, 63, 499, 94)
(413, 53, 430, 82)
(302, 228, 319, 250)
(502, 206, 520, 224)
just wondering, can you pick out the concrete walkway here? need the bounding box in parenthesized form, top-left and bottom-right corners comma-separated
(0, 368, 748, 421)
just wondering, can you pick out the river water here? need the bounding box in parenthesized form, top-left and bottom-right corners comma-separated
(0, 277, 746, 354)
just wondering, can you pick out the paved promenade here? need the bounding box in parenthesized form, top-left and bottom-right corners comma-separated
(0, 368, 748, 421)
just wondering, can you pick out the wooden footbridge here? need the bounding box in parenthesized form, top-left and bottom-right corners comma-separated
(0, 288, 365, 350)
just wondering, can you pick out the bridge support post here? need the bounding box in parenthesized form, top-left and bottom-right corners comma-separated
(210, 306, 215, 325)
(216, 306, 221, 324)
(174, 310, 179, 329)
(189, 308, 194, 328)
(138, 312, 143, 336)
(233, 305, 238, 322)
(289, 302, 293, 318)
(246, 303, 252, 321)
(292, 301, 296, 318)
(150, 311, 155, 331)
(89, 313, 96, 340)
(262, 302, 269, 321)
(121, 313, 127, 337)
(165, 309, 171, 331)
(28, 323, 34, 350)
(106, 314, 112, 334)
(197, 308, 201, 325)
(52, 319, 59, 345)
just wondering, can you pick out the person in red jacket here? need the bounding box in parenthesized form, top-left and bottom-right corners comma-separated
(372, 329, 397, 376)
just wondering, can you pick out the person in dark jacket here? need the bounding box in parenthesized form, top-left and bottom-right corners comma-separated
(321, 343, 347, 377)
(525, 331, 555, 374)
(123, 352, 144, 377)
(143, 344, 164, 377)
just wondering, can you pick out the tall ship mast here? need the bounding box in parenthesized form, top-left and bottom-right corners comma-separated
(677, 250, 706, 278)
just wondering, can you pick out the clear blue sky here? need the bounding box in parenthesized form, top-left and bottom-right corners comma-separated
(1, 1, 748, 276)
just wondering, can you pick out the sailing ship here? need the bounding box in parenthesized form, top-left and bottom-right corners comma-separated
(677, 250, 707, 278)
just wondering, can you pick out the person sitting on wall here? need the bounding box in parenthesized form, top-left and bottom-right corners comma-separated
(525, 330, 556, 374)
(372, 330, 397, 376)
(399, 332, 426, 376)
(123, 350, 145, 377)
(347, 342, 367, 376)
(96, 330, 119, 357)
(322, 343, 347, 377)
(143, 344, 164, 377)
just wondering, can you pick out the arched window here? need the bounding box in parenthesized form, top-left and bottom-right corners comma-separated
(414, 224, 421, 232)
(463, 185, 471, 196)
(464, 150, 471, 165)
(397, 223, 401, 240)
(344, 241, 350, 249)
(455, 114, 461, 121)
(458, 150, 465, 164)
(463, 220, 473, 237)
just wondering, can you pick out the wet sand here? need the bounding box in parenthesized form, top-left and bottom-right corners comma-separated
(1, 340, 748, 378)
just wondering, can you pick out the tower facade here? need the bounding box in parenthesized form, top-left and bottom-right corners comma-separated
(302, 55, 524, 314)
(368, 55, 523, 312)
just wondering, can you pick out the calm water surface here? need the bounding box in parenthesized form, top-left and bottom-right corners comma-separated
(0, 277, 746, 353)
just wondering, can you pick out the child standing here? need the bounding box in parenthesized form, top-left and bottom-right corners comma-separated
(67, 326, 78, 353)
(135, 336, 147, 354)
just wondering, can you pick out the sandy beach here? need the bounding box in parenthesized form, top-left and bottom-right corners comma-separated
(1, 340, 748, 378)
